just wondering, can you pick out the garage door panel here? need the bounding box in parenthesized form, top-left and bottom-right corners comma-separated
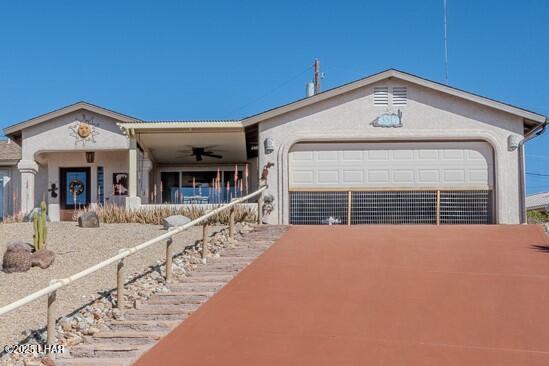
(392, 170, 415, 183)
(289, 142, 493, 189)
(342, 150, 363, 161)
(393, 150, 414, 160)
(442, 169, 466, 183)
(317, 170, 339, 184)
(342, 170, 364, 184)
(368, 170, 390, 184)
(368, 150, 390, 160)
(418, 169, 439, 183)
(292, 170, 315, 184)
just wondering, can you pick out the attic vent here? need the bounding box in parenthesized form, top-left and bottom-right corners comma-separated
(373, 87, 389, 106)
(392, 87, 407, 106)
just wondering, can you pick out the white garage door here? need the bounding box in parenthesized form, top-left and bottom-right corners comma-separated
(288, 142, 494, 225)
(289, 141, 493, 189)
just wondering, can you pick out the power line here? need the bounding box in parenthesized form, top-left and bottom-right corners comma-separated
(526, 172, 549, 177)
(228, 64, 313, 117)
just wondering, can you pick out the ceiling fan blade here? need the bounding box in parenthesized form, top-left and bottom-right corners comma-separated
(203, 152, 223, 159)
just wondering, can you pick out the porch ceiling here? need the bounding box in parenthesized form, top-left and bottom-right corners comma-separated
(138, 131, 247, 164)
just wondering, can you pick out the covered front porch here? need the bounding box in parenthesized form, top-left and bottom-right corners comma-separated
(123, 120, 260, 210)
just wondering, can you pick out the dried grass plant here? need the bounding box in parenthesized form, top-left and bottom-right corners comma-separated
(73, 204, 257, 225)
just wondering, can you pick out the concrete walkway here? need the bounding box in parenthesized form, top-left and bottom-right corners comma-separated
(134, 225, 549, 366)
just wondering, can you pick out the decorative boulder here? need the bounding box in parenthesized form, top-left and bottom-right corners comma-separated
(163, 215, 191, 230)
(2, 249, 32, 273)
(78, 212, 100, 228)
(31, 249, 55, 269)
(6, 240, 33, 253)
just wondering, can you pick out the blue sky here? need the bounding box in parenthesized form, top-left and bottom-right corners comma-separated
(0, 0, 547, 193)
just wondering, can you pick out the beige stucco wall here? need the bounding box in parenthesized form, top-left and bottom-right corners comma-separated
(17, 109, 131, 220)
(258, 78, 524, 224)
(39, 151, 128, 221)
(21, 110, 129, 160)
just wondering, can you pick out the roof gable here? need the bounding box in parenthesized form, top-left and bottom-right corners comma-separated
(3, 101, 140, 138)
(242, 69, 547, 129)
(0, 139, 21, 162)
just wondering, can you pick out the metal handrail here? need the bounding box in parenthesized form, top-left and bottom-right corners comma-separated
(0, 186, 266, 346)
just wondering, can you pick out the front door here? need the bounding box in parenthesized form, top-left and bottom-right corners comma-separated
(60, 168, 91, 210)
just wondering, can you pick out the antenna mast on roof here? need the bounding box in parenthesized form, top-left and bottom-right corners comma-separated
(314, 59, 321, 94)
(443, 0, 449, 84)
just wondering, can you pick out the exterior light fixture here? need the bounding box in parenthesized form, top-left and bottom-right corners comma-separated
(85, 151, 95, 163)
(264, 138, 275, 155)
(507, 135, 521, 151)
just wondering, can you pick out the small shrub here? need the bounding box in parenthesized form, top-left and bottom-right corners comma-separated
(74, 204, 257, 225)
(527, 210, 549, 224)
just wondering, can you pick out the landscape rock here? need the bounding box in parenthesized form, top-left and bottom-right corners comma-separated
(30, 249, 55, 269)
(78, 212, 100, 228)
(2, 248, 32, 273)
(163, 215, 191, 230)
(6, 240, 34, 253)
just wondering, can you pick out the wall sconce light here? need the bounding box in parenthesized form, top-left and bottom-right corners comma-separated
(85, 151, 95, 163)
(507, 135, 521, 151)
(264, 138, 275, 155)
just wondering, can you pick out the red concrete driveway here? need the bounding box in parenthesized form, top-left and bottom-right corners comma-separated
(135, 225, 549, 366)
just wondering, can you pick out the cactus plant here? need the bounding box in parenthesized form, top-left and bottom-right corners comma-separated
(33, 201, 48, 250)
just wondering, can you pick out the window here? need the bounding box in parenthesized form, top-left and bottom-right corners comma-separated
(392, 86, 407, 106)
(159, 169, 246, 204)
(97, 167, 104, 205)
(373, 87, 389, 106)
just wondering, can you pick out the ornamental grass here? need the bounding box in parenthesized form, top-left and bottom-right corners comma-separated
(73, 204, 257, 225)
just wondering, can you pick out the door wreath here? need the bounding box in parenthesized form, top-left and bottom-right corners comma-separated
(69, 179, 85, 196)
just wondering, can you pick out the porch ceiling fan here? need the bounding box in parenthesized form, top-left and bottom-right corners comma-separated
(177, 146, 224, 161)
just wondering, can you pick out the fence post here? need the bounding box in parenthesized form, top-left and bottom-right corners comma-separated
(257, 192, 263, 225)
(229, 207, 235, 239)
(47, 280, 58, 348)
(436, 190, 441, 226)
(202, 224, 209, 259)
(165, 237, 173, 283)
(116, 250, 125, 317)
(347, 191, 352, 226)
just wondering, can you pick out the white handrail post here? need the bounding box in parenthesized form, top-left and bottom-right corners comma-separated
(257, 191, 263, 225)
(229, 206, 235, 239)
(116, 249, 125, 317)
(202, 224, 209, 260)
(165, 237, 173, 283)
(47, 280, 58, 349)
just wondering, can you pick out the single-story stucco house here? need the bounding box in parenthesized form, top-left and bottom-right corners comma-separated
(1, 69, 546, 224)
(526, 191, 549, 214)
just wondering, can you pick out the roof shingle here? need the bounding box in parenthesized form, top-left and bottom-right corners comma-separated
(0, 140, 22, 162)
(526, 191, 549, 210)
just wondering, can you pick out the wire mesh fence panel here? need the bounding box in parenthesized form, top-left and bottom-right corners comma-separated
(439, 190, 493, 224)
(351, 191, 437, 224)
(289, 191, 348, 225)
(289, 190, 493, 225)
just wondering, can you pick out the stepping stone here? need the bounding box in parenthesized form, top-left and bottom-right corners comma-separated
(110, 320, 179, 332)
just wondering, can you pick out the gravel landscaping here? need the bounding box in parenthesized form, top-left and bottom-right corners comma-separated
(0, 222, 229, 346)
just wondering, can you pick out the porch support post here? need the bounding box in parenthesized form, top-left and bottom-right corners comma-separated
(126, 136, 141, 210)
(17, 160, 38, 214)
(140, 154, 153, 204)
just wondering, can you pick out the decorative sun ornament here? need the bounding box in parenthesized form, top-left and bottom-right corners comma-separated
(69, 114, 100, 146)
